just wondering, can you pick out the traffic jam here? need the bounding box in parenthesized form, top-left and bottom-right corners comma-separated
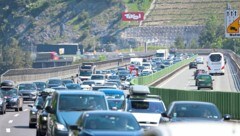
(0, 49, 239, 136)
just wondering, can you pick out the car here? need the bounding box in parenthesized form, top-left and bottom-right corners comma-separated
(106, 80, 122, 89)
(36, 95, 52, 136)
(45, 90, 109, 136)
(65, 83, 81, 90)
(92, 85, 118, 91)
(99, 89, 125, 110)
(118, 70, 130, 81)
(124, 85, 166, 131)
(90, 74, 106, 85)
(160, 101, 231, 123)
(0, 80, 24, 112)
(196, 73, 214, 90)
(46, 78, 65, 88)
(81, 80, 96, 90)
(28, 96, 44, 128)
(18, 83, 38, 101)
(51, 86, 67, 90)
(68, 111, 143, 136)
(189, 61, 197, 69)
(194, 69, 206, 79)
(195, 56, 204, 64)
(33, 81, 47, 92)
(61, 79, 74, 86)
(144, 122, 240, 136)
(108, 75, 120, 81)
(0, 90, 6, 114)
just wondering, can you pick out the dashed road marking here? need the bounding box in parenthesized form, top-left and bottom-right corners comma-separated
(14, 114, 19, 117)
(6, 128, 11, 133)
(24, 109, 28, 112)
(8, 120, 13, 124)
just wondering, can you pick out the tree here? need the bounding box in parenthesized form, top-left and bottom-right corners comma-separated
(174, 36, 185, 49)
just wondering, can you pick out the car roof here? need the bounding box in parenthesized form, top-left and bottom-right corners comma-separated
(83, 110, 133, 115)
(55, 90, 105, 95)
(171, 101, 216, 106)
(98, 89, 124, 94)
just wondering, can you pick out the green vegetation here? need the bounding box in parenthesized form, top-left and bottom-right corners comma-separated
(120, 45, 166, 52)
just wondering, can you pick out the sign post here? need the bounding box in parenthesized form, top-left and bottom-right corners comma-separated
(225, 4, 240, 38)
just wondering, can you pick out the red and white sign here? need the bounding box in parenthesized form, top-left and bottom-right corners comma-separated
(122, 12, 144, 21)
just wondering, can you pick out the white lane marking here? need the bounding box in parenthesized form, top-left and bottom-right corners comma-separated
(158, 67, 188, 87)
(24, 109, 28, 112)
(14, 114, 19, 117)
(8, 120, 13, 124)
(6, 128, 11, 133)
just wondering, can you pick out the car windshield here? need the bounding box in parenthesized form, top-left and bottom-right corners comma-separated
(128, 101, 166, 113)
(108, 76, 119, 80)
(62, 80, 73, 84)
(34, 82, 46, 90)
(18, 84, 36, 90)
(83, 113, 140, 131)
(58, 95, 107, 111)
(91, 75, 104, 80)
(66, 84, 81, 89)
(80, 71, 92, 76)
(169, 103, 221, 119)
(48, 80, 61, 84)
(82, 81, 95, 85)
(107, 100, 124, 110)
(0, 88, 18, 96)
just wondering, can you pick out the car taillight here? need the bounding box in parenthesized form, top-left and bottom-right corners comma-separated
(221, 65, 225, 69)
(207, 66, 211, 70)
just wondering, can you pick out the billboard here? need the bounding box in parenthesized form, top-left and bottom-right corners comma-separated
(122, 12, 144, 21)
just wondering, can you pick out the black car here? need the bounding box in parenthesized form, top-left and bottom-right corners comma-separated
(189, 62, 197, 69)
(36, 95, 52, 136)
(28, 96, 44, 128)
(118, 70, 130, 81)
(194, 69, 206, 80)
(161, 101, 231, 123)
(0, 80, 23, 112)
(0, 91, 6, 114)
(46, 78, 65, 88)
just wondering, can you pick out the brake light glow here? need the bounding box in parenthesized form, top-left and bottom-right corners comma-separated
(207, 66, 211, 70)
(221, 65, 225, 69)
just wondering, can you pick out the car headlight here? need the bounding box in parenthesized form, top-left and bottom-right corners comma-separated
(56, 122, 67, 131)
(31, 111, 37, 114)
(43, 116, 47, 121)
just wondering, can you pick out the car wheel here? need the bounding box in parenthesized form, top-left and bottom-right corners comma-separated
(197, 87, 200, 90)
(0, 110, 3, 115)
(15, 107, 19, 112)
(19, 107, 23, 111)
(29, 123, 36, 128)
(211, 87, 213, 90)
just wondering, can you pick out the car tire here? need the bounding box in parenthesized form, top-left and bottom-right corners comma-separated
(15, 107, 19, 112)
(211, 87, 213, 90)
(0, 110, 3, 115)
(29, 123, 36, 128)
(19, 107, 23, 111)
(197, 87, 200, 90)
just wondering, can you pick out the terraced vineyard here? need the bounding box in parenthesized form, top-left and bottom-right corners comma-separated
(143, 0, 240, 26)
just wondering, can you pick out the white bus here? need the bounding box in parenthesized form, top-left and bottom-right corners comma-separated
(207, 52, 225, 75)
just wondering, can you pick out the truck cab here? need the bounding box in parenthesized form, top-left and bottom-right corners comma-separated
(79, 63, 96, 81)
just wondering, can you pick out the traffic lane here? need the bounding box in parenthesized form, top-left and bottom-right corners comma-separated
(157, 56, 237, 92)
(0, 101, 35, 136)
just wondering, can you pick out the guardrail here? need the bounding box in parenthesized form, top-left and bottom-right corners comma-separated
(150, 87, 240, 120)
(0, 52, 155, 84)
(131, 56, 197, 85)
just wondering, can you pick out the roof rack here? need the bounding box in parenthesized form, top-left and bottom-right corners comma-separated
(129, 85, 150, 96)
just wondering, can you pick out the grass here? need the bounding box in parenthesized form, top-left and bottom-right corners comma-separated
(119, 45, 167, 52)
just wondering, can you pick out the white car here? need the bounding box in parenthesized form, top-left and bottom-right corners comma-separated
(195, 56, 204, 64)
(90, 74, 106, 85)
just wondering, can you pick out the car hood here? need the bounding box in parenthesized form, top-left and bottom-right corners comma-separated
(132, 113, 161, 126)
(171, 117, 221, 122)
(58, 111, 83, 126)
(82, 130, 143, 136)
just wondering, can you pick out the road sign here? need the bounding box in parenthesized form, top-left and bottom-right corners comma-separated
(225, 9, 240, 38)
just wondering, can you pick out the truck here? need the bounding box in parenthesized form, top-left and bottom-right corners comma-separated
(79, 63, 96, 81)
(35, 52, 59, 61)
(155, 49, 169, 60)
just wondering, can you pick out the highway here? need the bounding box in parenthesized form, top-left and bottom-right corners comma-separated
(0, 56, 238, 136)
(157, 56, 238, 92)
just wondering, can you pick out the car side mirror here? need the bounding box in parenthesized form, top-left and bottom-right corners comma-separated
(223, 114, 231, 121)
(45, 106, 54, 114)
(161, 112, 168, 117)
(28, 104, 33, 108)
(36, 105, 43, 110)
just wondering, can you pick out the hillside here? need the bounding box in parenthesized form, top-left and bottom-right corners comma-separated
(143, 0, 240, 26)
